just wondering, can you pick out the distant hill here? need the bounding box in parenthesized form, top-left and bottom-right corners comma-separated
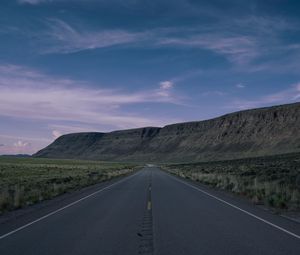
(34, 102, 300, 163)
(0, 154, 31, 158)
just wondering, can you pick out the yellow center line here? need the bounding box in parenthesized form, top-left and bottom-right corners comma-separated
(147, 201, 152, 210)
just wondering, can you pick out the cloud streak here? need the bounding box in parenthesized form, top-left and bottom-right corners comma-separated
(42, 19, 148, 54)
(159, 35, 259, 65)
(42, 19, 261, 64)
(14, 140, 30, 147)
(9, 14, 299, 72)
(0, 64, 181, 130)
(232, 83, 300, 110)
(155, 80, 175, 98)
(0, 141, 32, 154)
(52, 130, 62, 139)
(18, 0, 49, 4)
(236, 83, 245, 89)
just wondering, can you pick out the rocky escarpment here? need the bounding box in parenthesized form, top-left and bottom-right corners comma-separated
(34, 102, 300, 162)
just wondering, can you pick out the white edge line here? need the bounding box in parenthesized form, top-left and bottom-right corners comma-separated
(168, 173, 300, 240)
(0, 171, 141, 240)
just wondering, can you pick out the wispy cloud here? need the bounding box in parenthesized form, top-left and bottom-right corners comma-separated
(14, 140, 30, 147)
(0, 134, 51, 143)
(0, 134, 51, 154)
(156, 80, 175, 97)
(48, 124, 99, 134)
(0, 136, 35, 155)
(0, 141, 32, 154)
(42, 19, 148, 54)
(155, 14, 300, 69)
(13, 17, 258, 64)
(52, 130, 62, 139)
(0, 64, 181, 130)
(236, 83, 245, 89)
(159, 34, 259, 65)
(5, 14, 299, 72)
(18, 0, 50, 4)
(233, 15, 298, 36)
(232, 82, 300, 110)
(159, 81, 173, 90)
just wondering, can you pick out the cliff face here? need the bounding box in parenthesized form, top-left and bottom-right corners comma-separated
(34, 102, 300, 162)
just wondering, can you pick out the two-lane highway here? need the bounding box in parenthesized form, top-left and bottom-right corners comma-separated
(0, 167, 299, 254)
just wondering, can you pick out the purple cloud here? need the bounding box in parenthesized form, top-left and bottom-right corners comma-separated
(0, 64, 182, 130)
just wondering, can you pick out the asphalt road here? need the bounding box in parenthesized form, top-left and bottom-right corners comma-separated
(0, 167, 299, 255)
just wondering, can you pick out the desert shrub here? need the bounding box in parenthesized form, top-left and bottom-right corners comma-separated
(165, 152, 300, 211)
(0, 157, 138, 213)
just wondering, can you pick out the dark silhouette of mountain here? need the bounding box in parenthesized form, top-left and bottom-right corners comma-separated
(34, 102, 300, 162)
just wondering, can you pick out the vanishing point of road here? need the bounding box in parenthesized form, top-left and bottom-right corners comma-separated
(0, 167, 299, 255)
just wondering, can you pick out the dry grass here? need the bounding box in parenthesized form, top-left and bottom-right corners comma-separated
(0, 157, 139, 213)
(164, 153, 300, 211)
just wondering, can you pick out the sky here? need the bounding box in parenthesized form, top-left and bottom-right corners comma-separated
(0, 0, 300, 154)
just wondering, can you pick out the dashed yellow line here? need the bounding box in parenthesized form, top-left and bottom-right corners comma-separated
(147, 201, 152, 210)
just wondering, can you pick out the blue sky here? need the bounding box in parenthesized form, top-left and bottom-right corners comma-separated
(0, 0, 300, 154)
